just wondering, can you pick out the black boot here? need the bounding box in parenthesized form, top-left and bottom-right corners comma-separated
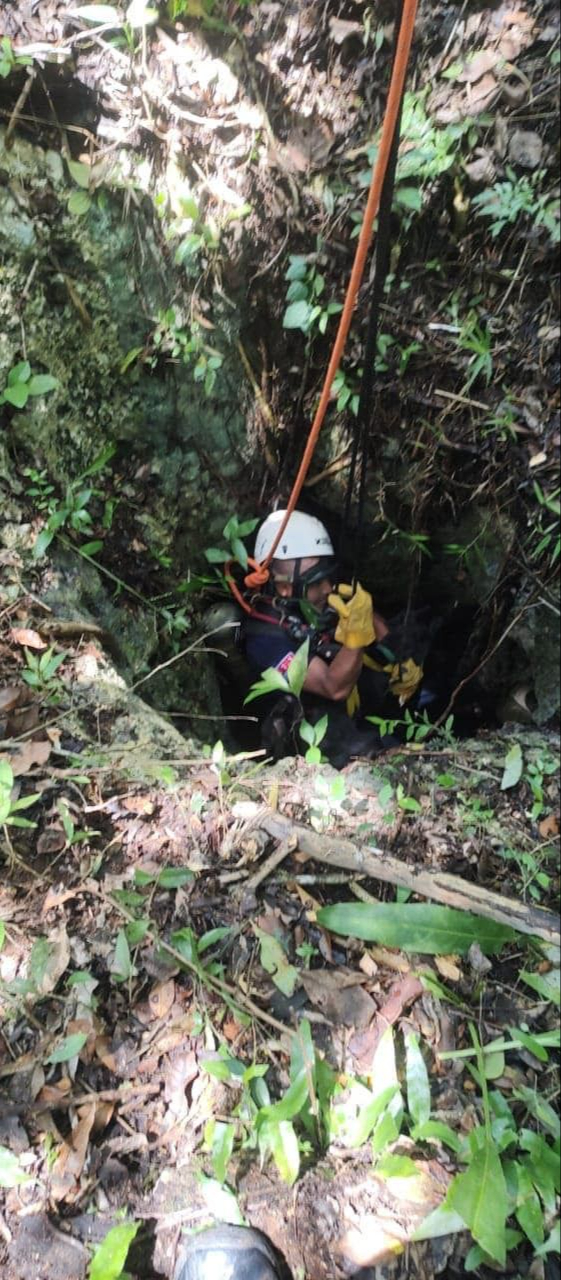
(175, 1225, 289, 1280)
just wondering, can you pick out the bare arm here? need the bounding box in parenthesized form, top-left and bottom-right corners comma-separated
(304, 647, 365, 701)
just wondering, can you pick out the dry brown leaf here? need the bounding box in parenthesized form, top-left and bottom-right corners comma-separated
(301, 969, 376, 1030)
(122, 795, 155, 815)
(95, 1036, 118, 1073)
(42, 884, 82, 914)
(38, 828, 67, 859)
(10, 627, 47, 650)
(0, 686, 22, 713)
(466, 73, 500, 113)
(539, 813, 559, 838)
(149, 979, 176, 1021)
(435, 956, 462, 982)
(33, 924, 71, 996)
(10, 738, 51, 776)
(456, 50, 500, 83)
(51, 1102, 97, 1202)
(349, 974, 423, 1073)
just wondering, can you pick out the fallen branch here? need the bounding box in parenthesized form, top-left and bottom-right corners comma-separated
(260, 813, 560, 947)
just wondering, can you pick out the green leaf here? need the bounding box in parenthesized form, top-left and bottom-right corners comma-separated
(447, 1141, 508, 1265)
(535, 1222, 560, 1257)
(158, 867, 195, 889)
(262, 1119, 300, 1185)
(198, 1174, 245, 1225)
(204, 547, 229, 564)
(33, 527, 55, 559)
(520, 968, 560, 1006)
(405, 1032, 431, 1127)
(3, 383, 29, 408)
(395, 186, 423, 212)
(80, 540, 104, 557)
(254, 928, 299, 997)
(515, 1164, 545, 1248)
(0, 922, 4, 950)
(112, 929, 133, 982)
(67, 159, 92, 189)
(286, 640, 309, 696)
(244, 668, 290, 704)
(47, 1032, 88, 1064)
(68, 190, 92, 215)
(258, 1072, 309, 1125)
(8, 361, 31, 385)
(413, 1204, 467, 1241)
(210, 1121, 236, 1184)
(88, 1222, 139, 1280)
(345, 1085, 400, 1148)
(316, 902, 515, 955)
(283, 300, 313, 331)
(27, 375, 58, 396)
(513, 1086, 560, 1139)
(412, 1120, 463, 1153)
(0, 1146, 32, 1188)
(232, 537, 248, 570)
(501, 743, 523, 790)
(376, 1153, 419, 1178)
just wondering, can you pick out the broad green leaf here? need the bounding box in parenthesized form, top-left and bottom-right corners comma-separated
(395, 186, 423, 211)
(198, 1174, 245, 1225)
(501, 743, 523, 790)
(513, 1086, 560, 1139)
(520, 968, 560, 1006)
(47, 1032, 88, 1064)
(126, 919, 150, 946)
(376, 1154, 419, 1178)
(205, 546, 229, 564)
(244, 669, 291, 704)
(317, 902, 515, 955)
(67, 159, 91, 189)
(509, 1027, 549, 1062)
(346, 1085, 399, 1148)
(263, 1119, 300, 1185)
(515, 1164, 545, 1248)
(535, 1222, 560, 1257)
(371, 1109, 399, 1156)
(258, 1072, 309, 1125)
(88, 1222, 139, 1280)
(413, 1203, 466, 1241)
(405, 1032, 431, 1127)
(28, 375, 58, 396)
(158, 867, 195, 889)
(68, 190, 92, 215)
(198, 926, 231, 953)
(447, 1141, 508, 1265)
(254, 928, 299, 997)
(283, 300, 313, 331)
(287, 640, 309, 696)
(80, 540, 103, 556)
(0, 1146, 32, 1188)
(210, 1121, 236, 1184)
(412, 1120, 463, 1154)
(3, 383, 29, 408)
(112, 929, 133, 982)
(8, 361, 30, 385)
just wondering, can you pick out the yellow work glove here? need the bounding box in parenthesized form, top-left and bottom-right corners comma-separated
(387, 658, 424, 705)
(328, 582, 377, 650)
(346, 684, 361, 717)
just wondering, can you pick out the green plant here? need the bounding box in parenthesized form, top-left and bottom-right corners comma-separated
(87, 1220, 139, 1280)
(283, 250, 342, 336)
(472, 169, 560, 243)
(459, 313, 493, 389)
(21, 647, 67, 702)
(0, 761, 40, 830)
(524, 749, 558, 822)
(431, 1026, 561, 1268)
(0, 36, 32, 77)
(151, 308, 224, 395)
(0, 361, 58, 409)
(299, 715, 328, 764)
(530, 482, 560, 568)
(205, 514, 260, 574)
(28, 444, 116, 559)
(499, 843, 557, 904)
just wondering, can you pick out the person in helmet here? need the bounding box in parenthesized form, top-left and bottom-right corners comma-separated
(241, 510, 426, 765)
(176, 1224, 290, 1280)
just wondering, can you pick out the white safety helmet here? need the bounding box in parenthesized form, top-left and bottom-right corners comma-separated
(255, 510, 334, 563)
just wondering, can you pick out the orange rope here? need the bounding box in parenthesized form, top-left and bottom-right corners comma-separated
(245, 0, 419, 591)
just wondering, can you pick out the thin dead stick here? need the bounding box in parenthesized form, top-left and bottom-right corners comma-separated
(243, 835, 298, 895)
(260, 813, 560, 947)
(5, 67, 36, 147)
(0, 1083, 161, 1119)
(129, 624, 237, 693)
